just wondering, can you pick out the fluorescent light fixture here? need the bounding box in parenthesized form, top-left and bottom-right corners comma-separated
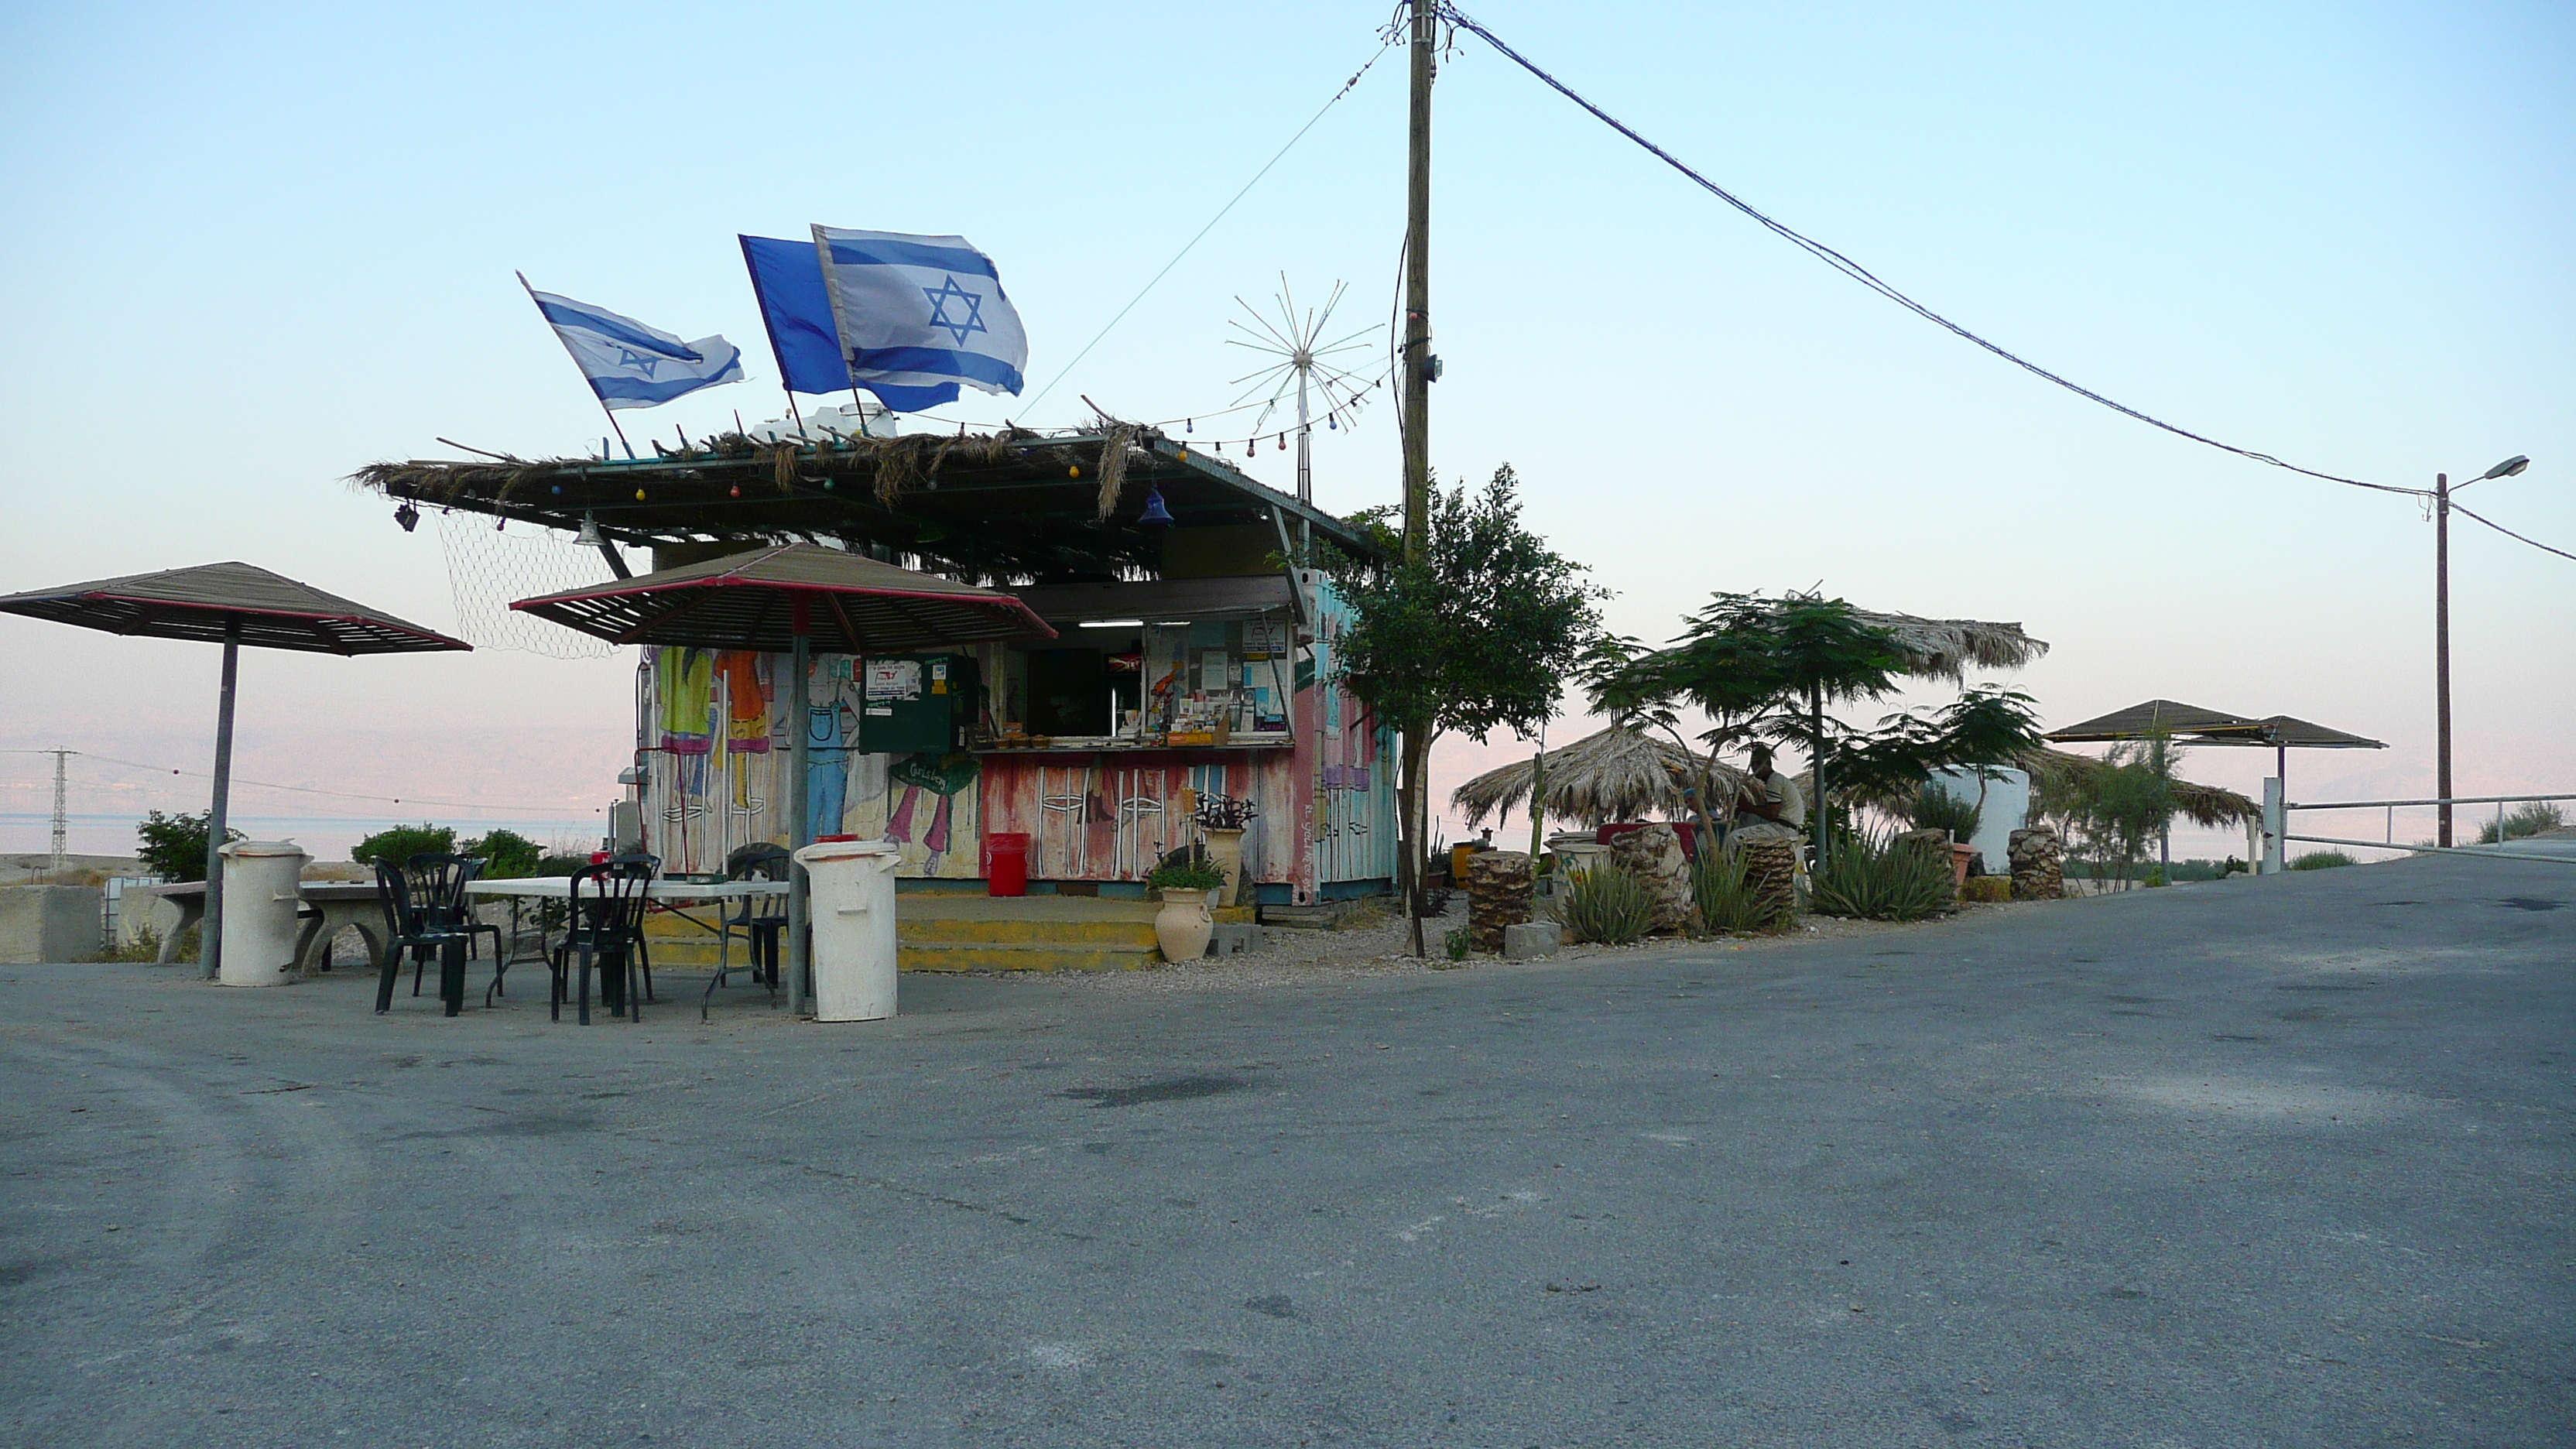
(1077, 619, 1145, 629)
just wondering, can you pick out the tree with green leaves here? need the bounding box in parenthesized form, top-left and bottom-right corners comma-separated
(1331, 466, 1603, 954)
(1591, 594, 2045, 863)
(135, 810, 240, 882)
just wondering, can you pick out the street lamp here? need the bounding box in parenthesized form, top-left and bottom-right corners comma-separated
(2434, 454, 2532, 848)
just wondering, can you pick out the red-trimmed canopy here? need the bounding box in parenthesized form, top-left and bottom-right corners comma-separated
(509, 542, 1055, 653)
(0, 561, 468, 655)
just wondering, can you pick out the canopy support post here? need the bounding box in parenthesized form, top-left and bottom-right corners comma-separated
(201, 619, 241, 980)
(788, 608, 812, 1016)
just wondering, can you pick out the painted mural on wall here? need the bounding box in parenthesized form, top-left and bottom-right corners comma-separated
(633, 575, 1397, 896)
(637, 649, 978, 879)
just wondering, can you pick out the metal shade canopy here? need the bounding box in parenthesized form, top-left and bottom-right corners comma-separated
(2045, 699, 2385, 800)
(509, 542, 1056, 1016)
(0, 562, 471, 980)
(2043, 699, 2272, 744)
(510, 542, 1052, 653)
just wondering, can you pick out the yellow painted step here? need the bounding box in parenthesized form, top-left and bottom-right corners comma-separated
(899, 940, 1160, 973)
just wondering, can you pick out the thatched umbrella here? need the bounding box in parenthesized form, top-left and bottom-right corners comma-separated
(1845, 608, 2050, 682)
(1451, 721, 1744, 831)
(2017, 746, 2259, 829)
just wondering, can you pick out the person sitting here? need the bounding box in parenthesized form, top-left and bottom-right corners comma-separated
(1728, 744, 1807, 844)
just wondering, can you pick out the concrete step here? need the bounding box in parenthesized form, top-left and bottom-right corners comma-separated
(895, 916, 1157, 947)
(900, 940, 1160, 973)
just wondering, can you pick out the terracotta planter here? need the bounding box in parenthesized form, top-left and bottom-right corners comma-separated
(1155, 888, 1214, 961)
(1948, 843, 1975, 890)
(1201, 827, 1247, 908)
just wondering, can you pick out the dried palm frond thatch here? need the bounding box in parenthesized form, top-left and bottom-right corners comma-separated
(1845, 608, 2049, 683)
(1451, 721, 1745, 830)
(2017, 745, 2259, 828)
(1805, 745, 2257, 830)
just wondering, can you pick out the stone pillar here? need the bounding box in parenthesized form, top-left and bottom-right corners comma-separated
(1608, 825, 1693, 934)
(1465, 851, 1533, 954)
(2008, 826, 2064, 900)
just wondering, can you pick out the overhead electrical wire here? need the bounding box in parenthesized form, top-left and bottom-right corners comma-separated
(1015, 36, 1401, 421)
(11, 749, 591, 816)
(1435, 3, 2571, 561)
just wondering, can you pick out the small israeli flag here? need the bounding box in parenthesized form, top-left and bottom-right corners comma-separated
(810, 227, 1028, 398)
(519, 274, 745, 410)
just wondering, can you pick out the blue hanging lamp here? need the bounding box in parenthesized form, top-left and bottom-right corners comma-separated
(1138, 485, 1173, 526)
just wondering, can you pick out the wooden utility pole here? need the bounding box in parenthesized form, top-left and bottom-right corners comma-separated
(1398, 0, 1437, 955)
(2434, 471, 2453, 848)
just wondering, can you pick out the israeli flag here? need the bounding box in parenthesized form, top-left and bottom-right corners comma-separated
(810, 227, 1028, 397)
(520, 275, 745, 410)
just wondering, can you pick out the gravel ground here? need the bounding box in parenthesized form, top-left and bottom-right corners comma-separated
(992, 895, 2030, 994)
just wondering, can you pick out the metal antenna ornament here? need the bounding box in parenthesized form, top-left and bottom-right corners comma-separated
(1226, 276, 1376, 505)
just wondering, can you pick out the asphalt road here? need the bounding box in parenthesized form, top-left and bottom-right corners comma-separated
(3, 855, 2568, 1448)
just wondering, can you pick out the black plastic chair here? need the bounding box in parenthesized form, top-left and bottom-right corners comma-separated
(550, 864, 650, 1026)
(406, 853, 505, 997)
(373, 859, 471, 1017)
(704, 844, 790, 1020)
(608, 852, 662, 1005)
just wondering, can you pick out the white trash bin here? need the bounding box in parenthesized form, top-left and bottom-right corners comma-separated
(217, 839, 310, 987)
(794, 838, 903, 1022)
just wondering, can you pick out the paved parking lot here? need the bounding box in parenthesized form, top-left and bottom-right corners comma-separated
(3, 855, 2568, 1447)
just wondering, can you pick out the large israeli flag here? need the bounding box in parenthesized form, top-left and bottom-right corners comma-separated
(520, 275, 745, 410)
(810, 227, 1028, 398)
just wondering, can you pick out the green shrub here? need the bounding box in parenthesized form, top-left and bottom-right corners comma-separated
(351, 824, 457, 868)
(461, 828, 543, 879)
(1145, 858, 1226, 893)
(531, 853, 591, 877)
(1443, 926, 1473, 961)
(1690, 850, 1790, 934)
(2478, 802, 2567, 844)
(1811, 827, 1954, 921)
(2289, 850, 2355, 871)
(1556, 865, 1655, 945)
(1908, 785, 1982, 844)
(135, 810, 240, 882)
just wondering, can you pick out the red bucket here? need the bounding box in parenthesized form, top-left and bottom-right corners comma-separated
(984, 832, 1030, 897)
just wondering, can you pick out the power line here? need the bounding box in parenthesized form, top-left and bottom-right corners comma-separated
(1430, 11, 2425, 491)
(2451, 501, 2576, 564)
(1017, 36, 1399, 420)
(15, 749, 592, 816)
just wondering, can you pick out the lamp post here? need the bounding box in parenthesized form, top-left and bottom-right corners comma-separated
(2436, 454, 2530, 848)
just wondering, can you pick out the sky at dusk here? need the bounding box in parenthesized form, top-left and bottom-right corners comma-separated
(4, 1, 2569, 866)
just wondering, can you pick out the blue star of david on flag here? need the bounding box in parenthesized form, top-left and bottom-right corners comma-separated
(520, 274, 744, 410)
(813, 226, 1029, 398)
(920, 276, 989, 347)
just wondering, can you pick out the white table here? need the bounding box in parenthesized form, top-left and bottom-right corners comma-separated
(466, 878, 790, 1023)
(464, 879, 786, 902)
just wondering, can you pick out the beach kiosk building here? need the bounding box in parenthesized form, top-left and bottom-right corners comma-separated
(361, 426, 1398, 909)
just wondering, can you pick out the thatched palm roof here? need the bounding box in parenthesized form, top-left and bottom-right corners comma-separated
(1451, 722, 1744, 829)
(1805, 746, 2260, 830)
(2017, 746, 2260, 828)
(1845, 608, 2049, 683)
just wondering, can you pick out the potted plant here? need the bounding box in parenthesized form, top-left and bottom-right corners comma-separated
(1144, 858, 1227, 961)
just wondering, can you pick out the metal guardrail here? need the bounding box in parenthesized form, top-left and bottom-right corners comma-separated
(2268, 790, 2575, 869)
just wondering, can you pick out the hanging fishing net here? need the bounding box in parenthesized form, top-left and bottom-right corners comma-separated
(434, 511, 620, 659)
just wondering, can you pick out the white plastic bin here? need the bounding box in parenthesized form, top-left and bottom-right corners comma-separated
(793, 838, 903, 1021)
(217, 840, 310, 987)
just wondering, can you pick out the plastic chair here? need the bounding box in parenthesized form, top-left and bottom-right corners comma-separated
(372, 859, 471, 1017)
(704, 843, 790, 1020)
(406, 853, 505, 997)
(550, 864, 650, 1026)
(608, 852, 661, 1005)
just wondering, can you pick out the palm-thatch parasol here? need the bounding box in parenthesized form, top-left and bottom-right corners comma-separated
(1451, 722, 1744, 831)
(1845, 608, 2050, 683)
(2016, 746, 2259, 828)
(0, 562, 470, 979)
